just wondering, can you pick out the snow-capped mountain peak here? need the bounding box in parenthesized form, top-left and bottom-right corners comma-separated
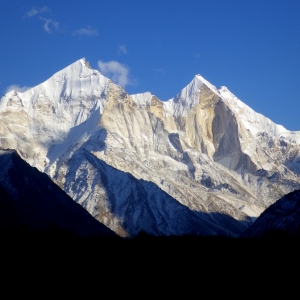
(218, 84, 300, 142)
(1, 58, 108, 111)
(164, 74, 219, 117)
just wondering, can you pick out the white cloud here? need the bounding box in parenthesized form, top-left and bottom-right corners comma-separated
(98, 60, 131, 87)
(39, 17, 59, 33)
(27, 8, 39, 17)
(5, 85, 31, 94)
(27, 6, 50, 17)
(153, 68, 165, 74)
(118, 45, 127, 54)
(72, 26, 98, 37)
(25, 7, 58, 34)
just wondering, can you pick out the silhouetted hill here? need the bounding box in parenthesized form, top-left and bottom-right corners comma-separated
(242, 189, 300, 238)
(0, 149, 116, 237)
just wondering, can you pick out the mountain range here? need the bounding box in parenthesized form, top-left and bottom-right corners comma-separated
(1, 58, 300, 237)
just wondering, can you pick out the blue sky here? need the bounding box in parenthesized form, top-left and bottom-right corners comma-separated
(1, 0, 300, 130)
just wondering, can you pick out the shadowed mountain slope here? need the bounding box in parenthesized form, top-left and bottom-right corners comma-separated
(242, 189, 300, 238)
(0, 149, 115, 236)
(63, 148, 248, 237)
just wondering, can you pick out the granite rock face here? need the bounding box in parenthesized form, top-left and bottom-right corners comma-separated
(1, 58, 300, 236)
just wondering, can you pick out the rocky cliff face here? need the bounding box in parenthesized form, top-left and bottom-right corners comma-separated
(1, 58, 300, 236)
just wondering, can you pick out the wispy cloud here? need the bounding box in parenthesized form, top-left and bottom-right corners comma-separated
(26, 6, 97, 37)
(153, 68, 165, 74)
(118, 45, 127, 55)
(39, 17, 59, 33)
(25, 6, 58, 34)
(5, 85, 31, 94)
(98, 60, 132, 87)
(26, 6, 50, 17)
(72, 26, 98, 37)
